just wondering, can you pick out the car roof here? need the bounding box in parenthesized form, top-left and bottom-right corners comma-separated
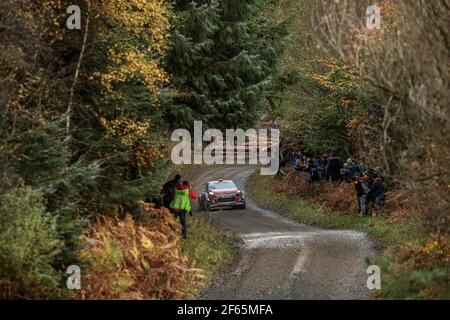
(208, 179, 234, 183)
(208, 180, 235, 184)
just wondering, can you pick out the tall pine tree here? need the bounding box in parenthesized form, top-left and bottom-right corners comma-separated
(166, 0, 279, 130)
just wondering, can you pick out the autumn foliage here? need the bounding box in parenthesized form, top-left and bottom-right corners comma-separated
(80, 204, 203, 300)
(93, 0, 172, 94)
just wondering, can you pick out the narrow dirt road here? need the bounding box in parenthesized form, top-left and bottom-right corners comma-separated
(189, 165, 375, 300)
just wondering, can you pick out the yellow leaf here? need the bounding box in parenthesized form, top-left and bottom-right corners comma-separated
(141, 235, 154, 250)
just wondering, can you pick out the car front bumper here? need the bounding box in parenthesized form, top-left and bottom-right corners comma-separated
(207, 195, 246, 209)
(209, 201, 245, 209)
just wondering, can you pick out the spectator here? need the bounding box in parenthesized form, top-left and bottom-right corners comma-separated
(346, 158, 358, 175)
(291, 152, 301, 169)
(356, 163, 365, 175)
(162, 174, 181, 207)
(314, 157, 321, 168)
(327, 151, 342, 183)
(341, 163, 353, 183)
(280, 150, 388, 215)
(185, 180, 197, 216)
(294, 158, 303, 176)
(353, 176, 370, 216)
(321, 156, 328, 180)
(170, 180, 191, 239)
(346, 158, 365, 176)
(306, 159, 321, 182)
(370, 174, 385, 210)
(277, 150, 287, 177)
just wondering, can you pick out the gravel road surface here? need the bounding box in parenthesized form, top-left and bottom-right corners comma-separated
(188, 165, 374, 300)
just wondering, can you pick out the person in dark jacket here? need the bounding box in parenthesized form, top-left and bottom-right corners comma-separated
(327, 152, 342, 184)
(341, 163, 353, 183)
(322, 156, 328, 180)
(306, 159, 320, 182)
(294, 158, 303, 176)
(291, 152, 300, 169)
(370, 174, 385, 210)
(353, 176, 369, 216)
(162, 174, 181, 207)
(277, 152, 287, 177)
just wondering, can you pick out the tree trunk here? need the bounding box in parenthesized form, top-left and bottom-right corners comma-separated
(67, 1, 91, 133)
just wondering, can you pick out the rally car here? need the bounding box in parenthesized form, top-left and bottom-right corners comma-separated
(199, 179, 246, 211)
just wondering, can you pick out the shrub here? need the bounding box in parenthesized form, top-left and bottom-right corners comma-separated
(378, 239, 450, 300)
(272, 170, 412, 219)
(79, 205, 203, 300)
(0, 187, 63, 299)
(273, 170, 358, 213)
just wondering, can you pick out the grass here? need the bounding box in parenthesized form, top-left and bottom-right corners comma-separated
(180, 216, 239, 298)
(249, 173, 450, 300)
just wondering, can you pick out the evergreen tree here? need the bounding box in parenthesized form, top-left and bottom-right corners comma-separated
(6, 118, 100, 269)
(0, 0, 99, 274)
(166, 0, 280, 130)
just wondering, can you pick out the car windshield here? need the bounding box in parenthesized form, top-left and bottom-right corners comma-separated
(209, 181, 237, 190)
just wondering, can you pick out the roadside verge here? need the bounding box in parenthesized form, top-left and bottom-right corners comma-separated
(249, 172, 448, 299)
(180, 217, 240, 298)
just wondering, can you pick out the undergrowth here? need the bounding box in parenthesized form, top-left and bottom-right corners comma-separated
(79, 204, 237, 299)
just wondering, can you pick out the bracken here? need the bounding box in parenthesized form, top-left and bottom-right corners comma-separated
(79, 204, 204, 300)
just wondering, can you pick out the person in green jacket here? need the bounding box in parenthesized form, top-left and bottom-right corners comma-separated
(170, 180, 191, 239)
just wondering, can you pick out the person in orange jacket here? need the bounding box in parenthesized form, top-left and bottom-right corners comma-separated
(183, 181, 197, 227)
(353, 175, 369, 216)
